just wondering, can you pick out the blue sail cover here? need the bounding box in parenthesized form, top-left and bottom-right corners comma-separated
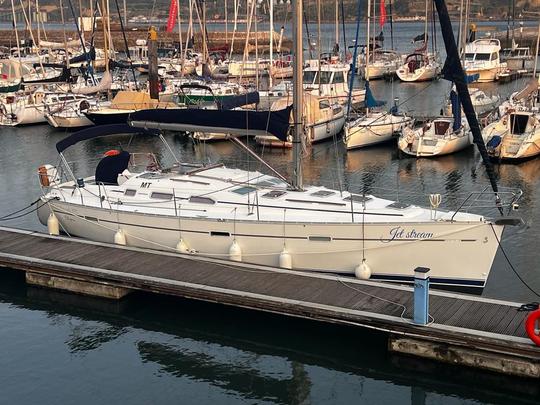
(56, 124, 157, 153)
(365, 81, 385, 108)
(450, 90, 461, 131)
(129, 106, 293, 141)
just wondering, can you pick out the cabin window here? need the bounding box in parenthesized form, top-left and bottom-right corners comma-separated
(151, 192, 173, 200)
(319, 100, 331, 110)
(232, 186, 256, 195)
(124, 189, 137, 196)
(464, 53, 475, 60)
(308, 236, 332, 242)
(475, 53, 490, 61)
(332, 106, 343, 115)
(303, 71, 317, 84)
(490, 52, 498, 61)
(310, 190, 335, 197)
(319, 71, 332, 84)
(189, 196, 216, 204)
(210, 231, 230, 237)
(333, 71, 345, 83)
(262, 190, 286, 198)
(344, 194, 372, 203)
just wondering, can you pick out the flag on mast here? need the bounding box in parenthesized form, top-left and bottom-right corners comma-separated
(380, 0, 387, 28)
(166, 0, 178, 33)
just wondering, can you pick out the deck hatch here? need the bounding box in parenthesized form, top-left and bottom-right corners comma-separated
(189, 196, 216, 205)
(262, 190, 287, 199)
(310, 190, 336, 198)
(151, 192, 173, 200)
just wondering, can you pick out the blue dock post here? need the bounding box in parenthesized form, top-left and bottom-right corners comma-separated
(413, 267, 430, 326)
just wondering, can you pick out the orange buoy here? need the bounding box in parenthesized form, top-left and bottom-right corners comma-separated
(525, 309, 540, 346)
(104, 149, 121, 157)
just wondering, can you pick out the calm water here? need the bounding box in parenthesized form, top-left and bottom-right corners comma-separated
(1, 21, 540, 403)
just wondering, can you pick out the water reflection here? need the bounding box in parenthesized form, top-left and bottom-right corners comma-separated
(1, 271, 538, 405)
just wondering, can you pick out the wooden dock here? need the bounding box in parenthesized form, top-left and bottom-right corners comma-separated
(0, 226, 539, 378)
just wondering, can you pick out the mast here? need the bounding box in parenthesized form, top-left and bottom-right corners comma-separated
(334, 0, 339, 53)
(269, 0, 273, 87)
(292, 0, 303, 190)
(433, 0, 501, 205)
(366, 0, 371, 84)
(424, 0, 429, 54)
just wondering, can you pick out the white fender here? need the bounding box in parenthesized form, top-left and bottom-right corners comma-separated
(114, 229, 126, 246)
(279, 248, 292, 269)
(355, 260, 372, 280)
(176, 238, 189, 253)
(229, 240, 242, 262)
(47, 213, 59, 236)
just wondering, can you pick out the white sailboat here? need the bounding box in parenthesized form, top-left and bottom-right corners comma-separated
(35, 0, 519, 290)
(345, 1, 412, 150)
(399, 91, 473, 157)
(396, 0, 441, 82)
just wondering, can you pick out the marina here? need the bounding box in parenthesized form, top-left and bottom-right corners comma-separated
(1, 0, 540, 402)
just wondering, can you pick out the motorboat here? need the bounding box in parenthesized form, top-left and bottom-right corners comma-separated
(255, 93, 345, 147)
(501, 45, 535, 72)
(302, 61, 365, 105)
(463, 38, 506, 83)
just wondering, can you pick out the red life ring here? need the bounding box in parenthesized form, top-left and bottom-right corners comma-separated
(525, 309, 540, 346)
(104, 149, 121, 157)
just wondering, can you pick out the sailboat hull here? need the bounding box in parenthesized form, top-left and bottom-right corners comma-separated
(37, 201, 502, 289)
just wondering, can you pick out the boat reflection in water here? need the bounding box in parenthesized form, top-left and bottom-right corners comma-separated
(1, 271, 538, 405)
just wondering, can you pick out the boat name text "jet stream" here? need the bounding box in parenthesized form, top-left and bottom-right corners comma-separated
(383, 226, 434, 242)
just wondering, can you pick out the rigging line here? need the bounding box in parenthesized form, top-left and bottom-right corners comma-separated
(0, 198, 42, 220)
(490, 224, 540, 299)
(0, 201, 47, 221)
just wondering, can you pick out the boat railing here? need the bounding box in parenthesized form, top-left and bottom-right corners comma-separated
(450, 187, 522, 221)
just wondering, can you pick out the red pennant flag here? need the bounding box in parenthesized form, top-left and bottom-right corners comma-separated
(379, 0, 387, 28)
(166, 0, 178, 33)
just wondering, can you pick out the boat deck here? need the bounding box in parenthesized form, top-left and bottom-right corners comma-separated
(0, 226, 538, 377)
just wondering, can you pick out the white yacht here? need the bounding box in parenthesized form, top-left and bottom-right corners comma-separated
(483, 110, 540, 161)
(255, 93, 345, 147)
(359, 50, 401, 80)
(501, 45, 535, 72)
(302, 61, 365, 105)
(35, 0, 519, 292)
(396, 52, 441, 82)
(37, 126, 514, 289)
(464, 39, 506, 83)
(0, 90, 88, 126)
